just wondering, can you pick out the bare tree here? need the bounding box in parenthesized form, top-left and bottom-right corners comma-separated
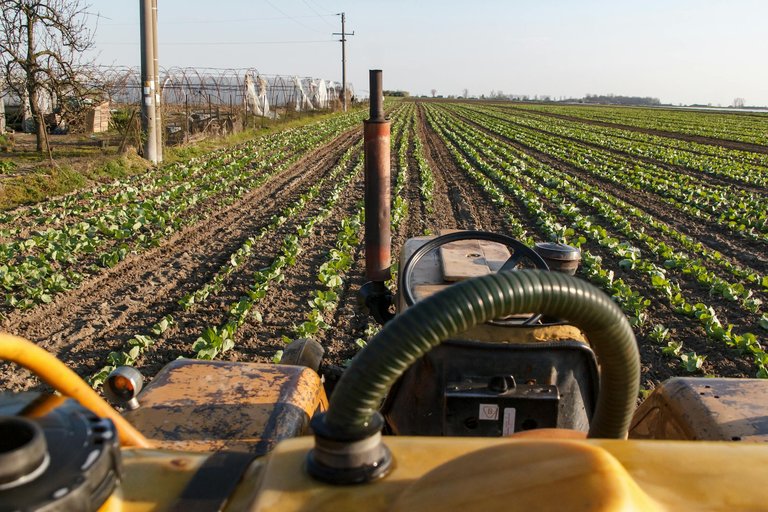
(462, 88, 469, 99)
(430, 89, 437, 98)
(732, 98, 745, 108)
(0, 0, 95, 153)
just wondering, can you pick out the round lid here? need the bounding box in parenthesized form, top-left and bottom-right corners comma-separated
(0, 397, 121, 511)
(0, 417, 48, 488)
(534, 242, 582, 261)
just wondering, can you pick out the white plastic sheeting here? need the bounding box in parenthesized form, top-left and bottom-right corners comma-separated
(257, 76, 270, 117)
(310, 79, 328, 109)
(245, 73, 271, 117)
(291, 76, 314, 112)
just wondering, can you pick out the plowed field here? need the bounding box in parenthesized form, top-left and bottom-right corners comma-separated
(2, 101, 767, 395)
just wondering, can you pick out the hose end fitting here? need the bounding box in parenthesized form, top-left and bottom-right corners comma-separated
(306, 412, 393, 485)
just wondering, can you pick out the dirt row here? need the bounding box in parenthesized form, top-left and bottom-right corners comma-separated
(2, 101, 763, 396)
(503, 105, 768, 155)
(423, 103, 760, 384)
(1, 128, 361, 390)
(476, 105, 768, 196)
(444, 106, 767, 276)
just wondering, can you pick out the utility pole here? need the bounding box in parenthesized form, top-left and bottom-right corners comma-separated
(333, 13, 354, 112)
(139, 0, 157, 163)
(152, 0, 162, 162)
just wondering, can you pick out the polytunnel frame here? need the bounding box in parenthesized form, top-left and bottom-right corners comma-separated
(89, 66, 346, 145)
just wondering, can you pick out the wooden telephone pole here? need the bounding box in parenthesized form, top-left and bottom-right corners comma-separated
(333, 13, 354, 112)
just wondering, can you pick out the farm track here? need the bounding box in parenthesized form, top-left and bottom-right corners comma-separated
(1, 128, 360, 390)
(417, 105, 509, 232)
(414, 106, 463, 234)
(447, 108, 768, 275)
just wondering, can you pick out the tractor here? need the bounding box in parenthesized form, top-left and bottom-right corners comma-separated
(1, 71, 767, 511)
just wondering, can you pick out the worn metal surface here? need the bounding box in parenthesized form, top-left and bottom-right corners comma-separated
(124, 360, 327, 453)
(363, 71, 391, 283)
(97, 448, 265, 512)
(363, 119, 391, 282)
(397, 236, 589, 343)
(383, 340, 599, 436)
(368, 70, 385, 122)
(439, 238, 511, 281)
(630, 377, 768, 441)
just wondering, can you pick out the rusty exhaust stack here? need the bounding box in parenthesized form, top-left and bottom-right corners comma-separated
(359, 70, 393, 324)
(364, 70, 391, 281)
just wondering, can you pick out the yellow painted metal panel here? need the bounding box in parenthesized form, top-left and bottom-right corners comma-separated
(124, 360, 326, 453)
(250, 436, 768, 512)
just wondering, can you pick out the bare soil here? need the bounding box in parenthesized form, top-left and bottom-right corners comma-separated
(1, 102, 763, 396)
(505, 106, 768, 155)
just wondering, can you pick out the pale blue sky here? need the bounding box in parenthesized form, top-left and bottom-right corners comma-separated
(90, 0, 767, 106)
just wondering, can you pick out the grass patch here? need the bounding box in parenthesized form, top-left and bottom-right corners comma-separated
(84, 152, 149, 181)
(0, 106, 365, 210)
(164, 107, 364, 163)
(0, 151, 150, 210)
(0, 165, 86, 209)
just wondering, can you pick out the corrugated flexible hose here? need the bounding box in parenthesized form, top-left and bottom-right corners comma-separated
(326, 269, 640, 438)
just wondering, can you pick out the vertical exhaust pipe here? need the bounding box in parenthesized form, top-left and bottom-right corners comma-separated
(364, 70, 391, 282)
(360, 70, 394, 324)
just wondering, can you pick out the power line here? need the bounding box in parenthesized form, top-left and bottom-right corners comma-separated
(101, 14, 336, 27)
(99, 40, 337, 46)
(301, 0, 335, 29)
(264, 0, 322, 34)
(307, 0, 333, 13)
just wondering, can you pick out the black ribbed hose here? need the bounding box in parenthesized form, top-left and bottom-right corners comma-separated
(326, 270, 640, 439)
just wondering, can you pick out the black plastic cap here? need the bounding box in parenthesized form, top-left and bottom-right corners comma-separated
(0, 417, 48, 488)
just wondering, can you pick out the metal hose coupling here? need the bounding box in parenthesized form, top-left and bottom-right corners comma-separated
(306, 411, 393, 484)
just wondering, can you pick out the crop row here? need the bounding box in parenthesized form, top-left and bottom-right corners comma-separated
(425, 105, 700, 371)
(451, 104, 768, 241)
(426, 104, 765, 376)
(500, 105, 768, 169)
(189, 151, 366, 359)
(88, 103, 412, 384)
(447, 106, 767, 292)
(483, 105, 768, 188)
(273, 103, 417, 358)
(514, 103, 768, 147)
(89, 147, 366, 386)
(1, 111, 368, 314)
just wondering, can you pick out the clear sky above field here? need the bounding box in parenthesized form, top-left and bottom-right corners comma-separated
(90, 0, 767, 106)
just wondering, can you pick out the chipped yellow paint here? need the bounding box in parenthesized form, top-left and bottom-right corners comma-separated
(97, 448, 265, 512)
(631, 377, 768, 441)
(99, 449, 207, 512)
(124, 360, 326, 453)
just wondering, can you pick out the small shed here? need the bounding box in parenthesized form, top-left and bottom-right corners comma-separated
(85, 101, 111, 133)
